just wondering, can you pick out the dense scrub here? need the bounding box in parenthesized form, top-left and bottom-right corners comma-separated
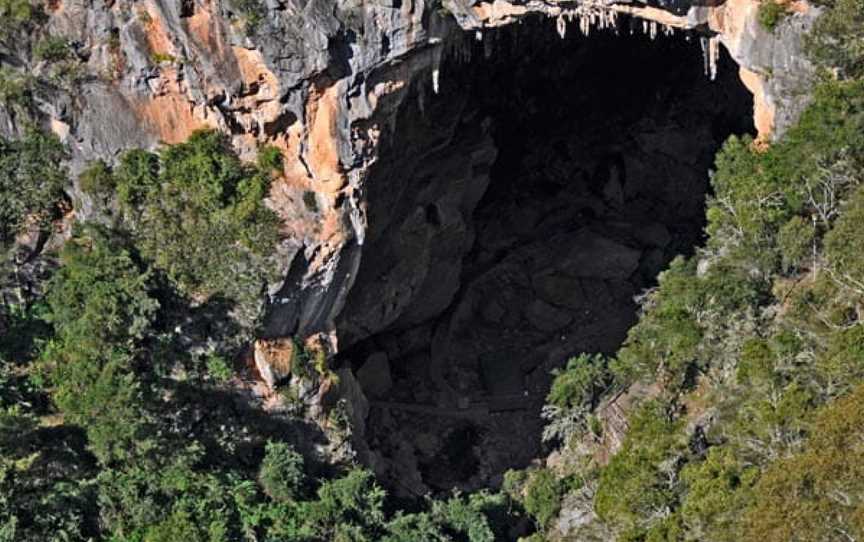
(0, 126, 512, 540)
(507, 0, 864, 539)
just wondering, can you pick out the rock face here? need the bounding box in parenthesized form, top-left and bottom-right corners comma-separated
(1, 0, 817, 494)
(253, 337, 297, 389)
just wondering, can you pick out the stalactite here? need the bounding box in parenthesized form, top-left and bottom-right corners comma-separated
(709, 36, 720, 81)
(699, 36, 721, 80)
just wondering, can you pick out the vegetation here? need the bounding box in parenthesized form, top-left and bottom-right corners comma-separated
(0, 127, 511, 540)
(230, 0, 266, 33)
(757, 1, 788, 31)
(80, 130, 281, 328)
(0, 0, 41, 39)
(34, 36, 70, 63)
(0, 130, 68, 249)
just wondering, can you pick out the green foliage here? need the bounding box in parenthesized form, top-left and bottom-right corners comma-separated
(258, 440, 305, 502)
(109, 130, 279, 322)
(0, 67, 32, 108)
(805, 0, 864, 79)
(257, 145, 283, 173)
(522, 469, 564, 529)
(40, 227, 158, 462)
(679, 447, 757, 541)
(78, 160, 115, 196)
(230, 0, 265, 33)
(303, 468, 387, 540)
(824, 184, 864, 287)
(0, 130, 68, 248)
(34, 36, 70, 63)
(757, 1, 787, 31)
(740, 383, 864, 541)
(149, 52, 176, 65)
(777, 216, 814, 273)
(594, 400, 686, 536)
(0, 0, 40, 38)
(204, 353, 233, 383)
(548, 353, 610, 410)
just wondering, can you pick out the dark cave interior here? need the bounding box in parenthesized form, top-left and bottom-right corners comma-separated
(337, 18, 755, 496)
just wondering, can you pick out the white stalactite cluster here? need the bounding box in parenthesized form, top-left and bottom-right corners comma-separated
(554, 4, 619, 39)
(550, 4, 722, 81)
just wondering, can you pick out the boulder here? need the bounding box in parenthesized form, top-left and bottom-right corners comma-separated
(357, 352, 393, 398)
(525, 299, 573, 332)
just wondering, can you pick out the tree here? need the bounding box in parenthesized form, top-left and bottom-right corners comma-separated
(258, 440, 305, 502)
(0, 130, 67, 249)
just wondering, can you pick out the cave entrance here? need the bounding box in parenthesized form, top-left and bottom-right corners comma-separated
(338, 17, 754, 496)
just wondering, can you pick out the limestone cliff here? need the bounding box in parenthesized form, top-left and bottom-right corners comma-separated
(1, 0, 818, 498)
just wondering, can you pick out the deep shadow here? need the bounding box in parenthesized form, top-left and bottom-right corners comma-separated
(338, 16, 755, 495)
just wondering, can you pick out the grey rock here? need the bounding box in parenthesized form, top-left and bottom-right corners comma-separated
(357, 352, 393, 398)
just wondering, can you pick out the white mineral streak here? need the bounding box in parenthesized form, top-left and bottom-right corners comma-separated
(709, 36, 720, 80)
(700, 36, 721, 80)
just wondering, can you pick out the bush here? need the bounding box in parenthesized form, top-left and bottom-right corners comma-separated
(777, 216, 815, 273)
(0, 130, 68, 248)
(805, 0, 864, 79)
(40, 227, 158, 462)
(79, 160, 116, 196)
(258, 441, 305, 502)
(34, 36, 70, 63)
(758, 1, 787, 31)
(522, 469, 563, 529)
(547, 353, 610, 411)
(0, 0, 39, 37)
(594, 400, 686, 536)
(257, 145, 283, 173)
(824, 185, 864, 287)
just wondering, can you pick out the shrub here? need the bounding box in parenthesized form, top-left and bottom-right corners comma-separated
(522, 469, 563, 529)
(34, 36, 70, 63)
(805, 0, 864, 79)
(79, 160, 116, 195)
(758, 1, 787, 31)
(594, 400, 686, 535)
(258, 441, 305, 502)
(547, 353, 610, 411)
(777, 216, 815, 273)
(40, 227, 158, 462)
(0, 67, 32, 107)
(0, 130, 68, 248)
(824, 185, 864, 288)
(257, 145, 283, 173)
(0, 0, 39, 37)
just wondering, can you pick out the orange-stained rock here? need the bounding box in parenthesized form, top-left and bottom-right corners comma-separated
(306, 81, 347, 194)
(739, 66, 776, 141)
(139, 2, 175, 58)
(131, 89, 215, 144)
(254, 337, 297, 389)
